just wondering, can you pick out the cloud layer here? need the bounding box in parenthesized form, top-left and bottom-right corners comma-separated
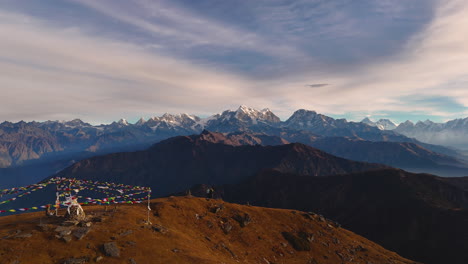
(0, 0, 466, 124)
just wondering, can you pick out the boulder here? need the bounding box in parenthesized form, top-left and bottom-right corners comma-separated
(73, 227, 90, 240)
(103, 242, 120, 257)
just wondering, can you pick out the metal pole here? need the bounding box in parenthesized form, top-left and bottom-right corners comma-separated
(146, 190, 151, 224)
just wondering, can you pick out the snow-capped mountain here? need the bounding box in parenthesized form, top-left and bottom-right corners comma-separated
(144, 113, 202, 133)
(361, 117, 397, 130)
(283, 109, 345, 131)
(1, 106, 464, 172)
(395, 118, 468, 149)
(204, 105, 281, 132)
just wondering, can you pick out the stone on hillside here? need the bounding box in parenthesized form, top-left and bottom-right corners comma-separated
(62, 235, 72, 243)
(232, 213, 251, 227)
(209, 204, 224, 213)
(78, 221, 92, 227)
(119, 230, 133, 237)
(14, 232, 32, 239)
(281, 232, 311, 251)
(103, 242, 120, 257)
(62, 258, 88, 264)
(73, 227, 91, 240)
(59, 230, 72, 237)
(221, 222, 233, 234)
(55, 226, 73, 233)
(298, 231, 314, 242)
(152, 225, 168, 234)
(62, 221, 79, 226)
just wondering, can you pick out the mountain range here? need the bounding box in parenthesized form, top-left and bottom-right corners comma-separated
(3, 129, 468, 264)
(1, 106, 467, 188)
(361, 116, 468, 150)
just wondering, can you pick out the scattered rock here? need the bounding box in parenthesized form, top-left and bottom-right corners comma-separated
(14, 233, 32, 239)
(171, 248, 180, 253)
(129, 258, 137, 264)
(61, 235, 72, 243)
(78, 222, 92, 227)
(103, 242, 120, 257)
(356, 245, 368, 252)
(126, 241, 137, 246)
(59, 230, 72, 237)
(281, 232, 311, 251)
(336, 251, 344, 259)
(73, 227, 90, 240)
(152, 225, 168, 234)
(298, 231, 314, 242)
(37, 224, 52, 232)
(55, 226, 73, 233)
(232, 213, 251, 227)
(92, 216, 105, 222)
(95, 256, 103, 262)
(209, 204, 224, 213)
(219, 243, 237, 258)
(62, 221, 79, 226)
(221, 222, 233, 234)
(301, 213, 313, 220)
(318, 215, 325, 222)
(62, 258, 88, 264)
(119, 230, 133, 237)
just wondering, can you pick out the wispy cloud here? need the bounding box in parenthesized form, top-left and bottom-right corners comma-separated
(71, 0, 301, 59)
(0, 0, 467, 124)
(0, 10, 256, 123)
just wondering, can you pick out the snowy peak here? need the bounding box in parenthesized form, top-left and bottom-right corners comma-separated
(234, 105, 281, 124)
(135, 117, 146, 126)
(118, 118, 129, 126)
(284, 109, 337, 129)
(64, 119, 91, 128)
(361, 118, 397, 130)
(143, 113, 202, 132)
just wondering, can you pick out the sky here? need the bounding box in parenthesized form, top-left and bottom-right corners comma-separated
(1, 0, 468, 125)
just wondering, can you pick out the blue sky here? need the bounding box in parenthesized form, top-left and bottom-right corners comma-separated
(0, 0, 467, 124)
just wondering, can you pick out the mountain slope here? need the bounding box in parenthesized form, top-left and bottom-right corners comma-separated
(208, 168, 468, 264)
(0, 197, 418, 264)
(54, 132, 386, 196)
(308, 137, 468, 176)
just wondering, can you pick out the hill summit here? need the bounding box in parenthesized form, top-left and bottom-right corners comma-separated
(0, 197, 418, 264)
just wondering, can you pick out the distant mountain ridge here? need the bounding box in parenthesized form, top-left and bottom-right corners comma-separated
(1, 106, 467, 188)
(361, 117, 397, 130)
(2, 105, 461, 167)
(394, 118, 468, 149)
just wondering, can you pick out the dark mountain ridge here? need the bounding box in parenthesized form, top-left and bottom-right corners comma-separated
(54, 131, 386, 196)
